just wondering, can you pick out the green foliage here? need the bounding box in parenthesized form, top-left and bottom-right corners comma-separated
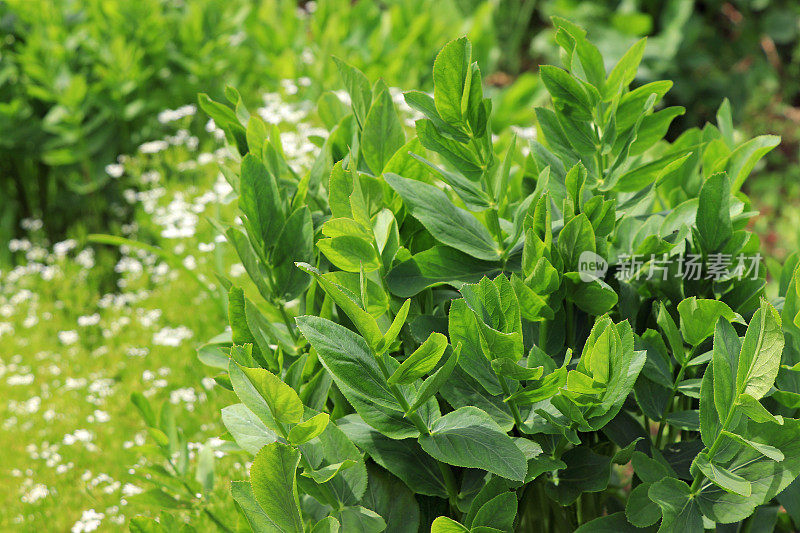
(0, 0, 505, 249)
(142, 23, 800, 533)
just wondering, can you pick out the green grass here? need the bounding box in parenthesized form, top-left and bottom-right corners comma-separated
(0, 124, 236, 532)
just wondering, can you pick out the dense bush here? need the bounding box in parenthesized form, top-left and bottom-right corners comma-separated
(0, 0, 500, 249)
(482, 0, 800, 127)
(5, 0, 798, 256)
(129, 18, 800, 532)
(0, 0, 242, 243)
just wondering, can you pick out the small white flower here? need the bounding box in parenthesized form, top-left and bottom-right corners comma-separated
(152, 326, 193, 346)
(7, 374, 34, 386)
(138, 140, 168, 154)
(58, 330, 79, 345)
(71, 509, 104, 533)
(104, 164, 124, 178)
(121, 483, 143, 497)
(53, 239, 78, 257)
(21, 484, 49, 504)
(77, 314, 101, 327)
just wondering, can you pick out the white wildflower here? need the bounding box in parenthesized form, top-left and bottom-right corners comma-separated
(58, 330, 79, 345)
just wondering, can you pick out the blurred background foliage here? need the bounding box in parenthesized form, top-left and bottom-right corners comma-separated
(1, 0, 799, 260)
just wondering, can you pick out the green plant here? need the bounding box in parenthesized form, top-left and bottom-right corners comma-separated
(0, 0, 502, 249)
(140, 19, 800, 532)
(0, 0, 249, 243)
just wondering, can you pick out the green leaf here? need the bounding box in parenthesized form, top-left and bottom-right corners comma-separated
(604, 38, 647, 99)
(226, 229, 272, 300)
(301, 460, 356, 483)
(508, 366, 568, 405)
(564, 273, 618, 315)
(329, 160, 354, 219)
(545, 446, 612, 505)
(250, 443, 303, 533)
(311, 517, 341, 533)
(303, 419, 368, 505)
(712, 318, 742, 423)
(362, 88, 405, 174)
(388, 332, 448, 385)
(416, 120, 483, 181)
(385, 173, 500, 260)
(296, 316, 401, 411)
(431, 517, 469, 533)
(404, 91, 469, 142)
(727, 135, 780, 192)
(737, 393, 783, 424)
(376, 299, 410, 355)
(696, 172, 732, 253)
(433, 37, 472, 124)
(317, 235, 382, 273)
(656, 303, 685, 364)
(471, 492, 517, 532)
(572, 33, 606, 89)
(648, 477, 703, 533)
(736, 299, 783, 401)
(221, 403, 278, 454)
(629, 106, 685, 155)
(557, 213, 595, 271)
(296, 262, 383, 349)
(231, 481, 281, 532)
(238, 364, 304, 424)
(540, 65, 592, 117)
(273, 206, 314, 301)
(615, 80, 672, 131)
(239, 154, 284, 251)
(362, 465, 420, 533)
(338, 415, 449, 498)
(228, 287, 258, 354)
(419, 406, 527, 482)
(333, 58, 371, 128)
(666, 410, 700, 431)
(408, 344, 461, 414)
(625, 483, 660, 527)
(511, 273, 554, 322)
(288, 412, 330, 445)
(693, 452, 751, 497)
(386, 247, 502, 297)
(228, 360, 278, 428)
(719, 430, 784, 461)
(491, 358, 544, 381)
(338, 506, 386, 533)
(695, 419, 800, 523)
(678, 297, 741, 346)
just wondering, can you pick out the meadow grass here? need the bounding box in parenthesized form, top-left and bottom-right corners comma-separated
(0, 90, 325, 530)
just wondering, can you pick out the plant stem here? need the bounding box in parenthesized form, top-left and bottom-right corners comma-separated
(278, 303, 298, 343)
(371, 346, 463, 513)
(267, 268, 298, 344)
(655, 363, 686, 448)
(690, 403, 737, 493)
(499, 375, 523, 428)
(565, 301, 574, 351)
(437, 461, 461, 513)
(165, 455, 233, 532)
(486, 207, 504, 252)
